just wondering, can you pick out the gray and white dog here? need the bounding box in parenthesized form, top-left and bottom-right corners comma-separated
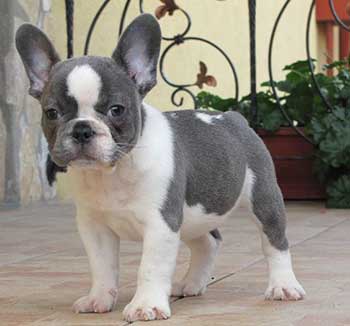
(16, 14, 305, 322)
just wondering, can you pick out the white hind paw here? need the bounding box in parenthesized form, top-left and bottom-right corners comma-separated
(265, 278, 306, 301)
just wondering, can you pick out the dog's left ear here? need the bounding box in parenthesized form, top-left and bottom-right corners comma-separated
(15, 24, 60, 99)
(112, 14, 161, 97)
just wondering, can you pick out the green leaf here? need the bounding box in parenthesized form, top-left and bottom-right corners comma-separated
(324, 59, 348, 71)
(283, 59, 316, 73)
(326, 175, 350, 208)
(196, 91, 237, 112)
(339, 86, 350, 99)
(313, 157, 331, 184)
(261, 81, 273, 87)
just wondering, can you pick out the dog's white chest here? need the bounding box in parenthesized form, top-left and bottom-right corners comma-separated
(67, 104, 176, 241)
(69, 166, 147, 240)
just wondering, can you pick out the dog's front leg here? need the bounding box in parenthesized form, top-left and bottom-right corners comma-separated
(73, 207, 120, 313)
(123, 216, 180, 322)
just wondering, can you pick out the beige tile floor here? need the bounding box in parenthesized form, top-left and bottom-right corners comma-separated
(0, 201, 349, 326)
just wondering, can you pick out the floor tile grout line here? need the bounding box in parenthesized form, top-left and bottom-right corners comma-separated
(208, 257, 265, 286)
(25, 311, 128, 326)
(0, 247, 75, 269)
(209, 217, 350, 286)
(0, 204, 74, 221)
(288, 217, 349, 247)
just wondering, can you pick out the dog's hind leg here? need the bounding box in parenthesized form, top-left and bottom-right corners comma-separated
(172, 230, 222, 297)
(250, 170, 306, 301)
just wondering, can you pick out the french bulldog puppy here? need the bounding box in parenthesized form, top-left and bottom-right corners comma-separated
(16, 14, 305, 322)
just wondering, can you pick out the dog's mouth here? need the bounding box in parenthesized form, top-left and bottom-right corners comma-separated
(68, 152, 116, 168)
(69, 155, 97, 167)
(51, 139, 129, 169)
(68, 146, 130, 170)
(68, 158, 118, 174)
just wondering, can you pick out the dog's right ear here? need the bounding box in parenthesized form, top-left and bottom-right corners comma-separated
(112, 14, 161, 97)
(16, 24, 60, 100)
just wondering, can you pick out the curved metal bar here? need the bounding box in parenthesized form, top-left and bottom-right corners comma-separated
(306, 0, 334, 113)
(159, 41, 196, 89)
(65, 0, 74, 58)
(248, 0, 258, 128)
(171, 87, 198, 109)
(329, 0, 350, 32)
(139, 0, 191, 41)
(268, 0, 314, 144)
(83, 0, 238, 109)
(84, 0, 111, 55)
(159, 37, 239, 102)
(119, 0, 132, 37)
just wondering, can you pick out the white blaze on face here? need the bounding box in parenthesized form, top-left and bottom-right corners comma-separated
(66, 64, 116, 162)
(66, 64, 102, 118)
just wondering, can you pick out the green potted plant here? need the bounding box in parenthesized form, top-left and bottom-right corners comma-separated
(196, 59, 350, 208)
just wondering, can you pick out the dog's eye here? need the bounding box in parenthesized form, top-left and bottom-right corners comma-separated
(45, 108, 59, 120)
(108, 105, 125, 118)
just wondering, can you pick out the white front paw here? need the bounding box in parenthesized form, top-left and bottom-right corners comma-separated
(265, 276, 306, 301)
(72, 288, 118, 313)
(123, 292, 171, 322)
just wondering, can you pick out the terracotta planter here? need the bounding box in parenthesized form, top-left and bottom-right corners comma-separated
(316, 0, 350, 23)
(258, 128, 326, 200)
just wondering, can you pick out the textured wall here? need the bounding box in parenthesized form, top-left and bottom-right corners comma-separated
(0, 0, 55, 208)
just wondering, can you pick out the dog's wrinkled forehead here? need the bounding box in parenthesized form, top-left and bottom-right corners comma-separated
(16, 14, 161, 104)
(66, 64, 101, 108)
(46, 57, 136, 108)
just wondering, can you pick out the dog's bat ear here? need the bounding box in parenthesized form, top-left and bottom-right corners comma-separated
(112, 14, 161, 97)
(16, 24, 60, 100)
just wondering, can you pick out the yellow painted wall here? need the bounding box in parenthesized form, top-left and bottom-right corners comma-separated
(46, 0, 320, 198)
(48, 0, 319, 109)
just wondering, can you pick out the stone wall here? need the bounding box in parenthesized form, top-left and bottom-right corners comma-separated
(0, 0, 55, 208)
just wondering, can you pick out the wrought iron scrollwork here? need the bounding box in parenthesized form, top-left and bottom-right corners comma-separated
(268, 0, 314, 144)
(65, 0, 74, 58)
(80, 0, 350, 139)
(268, 0, 350, 144)
(329, 0, 350, 32)
(140, 1, 191, 42)
(84, 0, 239, 109)
(158, 36, 239, 108)
(138, 0, 239, 109)
(248, 0, 258, 128)
(84, 0, 111, 55)
(306, 0, 334, 114)
(307, 0, 350, 114)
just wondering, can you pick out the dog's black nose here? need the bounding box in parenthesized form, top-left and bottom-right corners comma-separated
(72, 121, 95, 144)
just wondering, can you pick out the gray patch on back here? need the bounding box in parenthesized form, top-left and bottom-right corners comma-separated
(160, 110, 247, 232)
(169, 110, 247, 214)
(160, 109, 289, 252)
